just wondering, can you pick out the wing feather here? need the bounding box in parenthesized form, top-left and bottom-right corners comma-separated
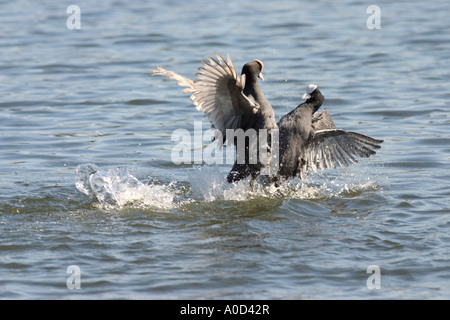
(300, 129, 383, 177)
(190, 53, 259, 140)
(151, 67, 195, 93)
(151, 53, 258, 141)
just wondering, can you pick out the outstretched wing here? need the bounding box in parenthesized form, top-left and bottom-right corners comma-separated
(151, 53, 259, 141)
(191, 53, 259, 139)
(300, 129, 383, 178)
(151, 67, 195, 94)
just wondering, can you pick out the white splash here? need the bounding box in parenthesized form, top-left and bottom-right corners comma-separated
(187, 165, 228, 201)
(75, 162, 384, 210)
(75, 163, 175, 210)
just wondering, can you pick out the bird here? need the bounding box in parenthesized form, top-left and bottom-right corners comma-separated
(276, 84, 383, 181)
(151, 53, 383, 184)
(152, 53, 278, 184)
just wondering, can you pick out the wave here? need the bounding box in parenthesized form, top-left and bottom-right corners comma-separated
(75, 163, 176, 210)
(75, 163, 384, 211)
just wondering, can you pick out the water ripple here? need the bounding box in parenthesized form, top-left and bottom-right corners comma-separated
(1, 0, 449, 299)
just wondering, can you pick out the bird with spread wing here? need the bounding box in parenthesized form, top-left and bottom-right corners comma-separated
(151, 53, 382, 184)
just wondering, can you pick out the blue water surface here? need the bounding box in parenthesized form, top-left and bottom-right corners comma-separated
(0, 0, 449, 299)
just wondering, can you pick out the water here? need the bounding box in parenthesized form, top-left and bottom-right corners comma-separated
(1, 0, 449, 299)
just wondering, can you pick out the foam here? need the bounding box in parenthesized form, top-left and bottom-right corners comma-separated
(75, 163, 383, 210)
(75, 163, 175, 210)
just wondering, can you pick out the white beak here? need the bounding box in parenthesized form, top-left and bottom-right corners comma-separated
(302, 93, 311, 100)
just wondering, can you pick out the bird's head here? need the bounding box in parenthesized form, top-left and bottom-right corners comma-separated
(242, 59, 264, 81)
(302, 84, 324, 112)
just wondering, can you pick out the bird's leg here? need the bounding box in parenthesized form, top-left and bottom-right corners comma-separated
(250, 177, 256, 192)
(249, 169, 261, 192)
(270, 175, 280, 188)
